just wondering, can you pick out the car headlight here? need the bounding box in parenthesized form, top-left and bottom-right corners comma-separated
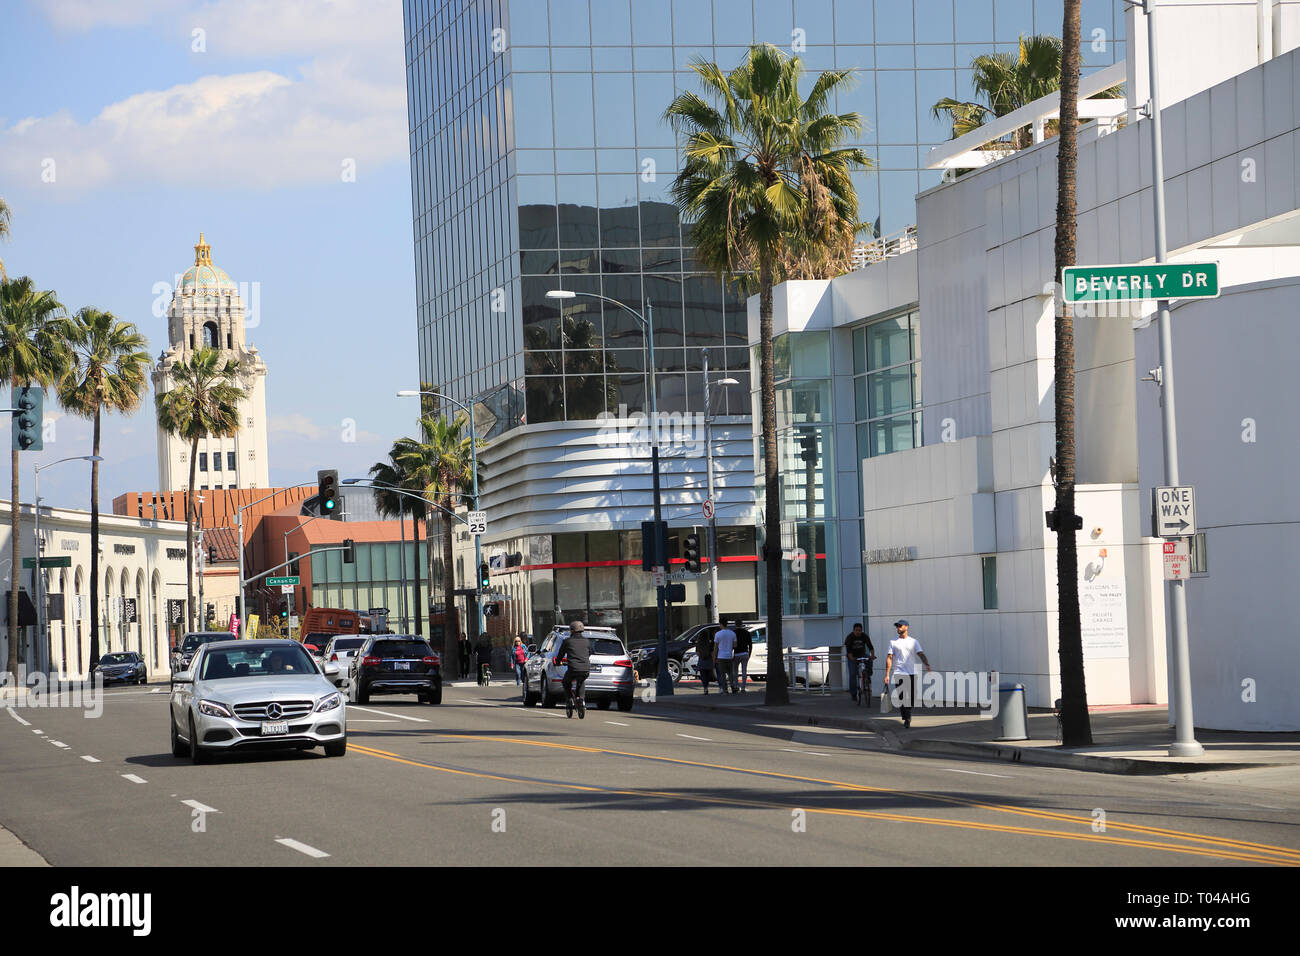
(198, 699, 233, 718)
(315, 693, 341, 713)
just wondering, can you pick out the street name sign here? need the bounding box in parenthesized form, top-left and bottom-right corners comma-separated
(267, 575, 299, 587)
(1152, 486, 1196, 538)
(1163, 539, 1191, 580)
(22, 556, 72, 569)
(1063, 263, 1219, 303)
(467, 511, 487, 535)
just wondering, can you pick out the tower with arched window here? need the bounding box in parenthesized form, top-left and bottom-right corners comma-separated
(152, 233, 270, 490)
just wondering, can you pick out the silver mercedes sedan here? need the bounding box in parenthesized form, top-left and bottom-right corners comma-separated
(169, 639, 346, 763)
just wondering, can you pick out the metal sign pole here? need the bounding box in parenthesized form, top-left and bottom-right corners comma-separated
(1145, 0, 1203, 756)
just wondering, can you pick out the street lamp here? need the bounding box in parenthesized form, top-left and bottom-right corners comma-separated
(33, 455, 102, 677)
(544, 288, 675, 696)
(396, 388, 485, 651)
(701, 349, 739, 626)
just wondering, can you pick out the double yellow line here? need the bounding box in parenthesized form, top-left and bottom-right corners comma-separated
(349, 735, 1300, 866)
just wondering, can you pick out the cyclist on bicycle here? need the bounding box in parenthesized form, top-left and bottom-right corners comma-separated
(475, 636, 493, 686)
(844, 623, 875, 703)
(556, 621, 592, 718)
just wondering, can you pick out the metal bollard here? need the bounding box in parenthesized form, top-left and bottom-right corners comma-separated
(995, 682, 1028, 741)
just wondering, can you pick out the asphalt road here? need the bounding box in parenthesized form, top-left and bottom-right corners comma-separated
(1, 680, 1297, 867)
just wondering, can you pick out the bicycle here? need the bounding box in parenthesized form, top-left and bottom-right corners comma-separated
(564, 670, 587, 719)
(856, 658, 875, 706)
(479, 663, 492, 687)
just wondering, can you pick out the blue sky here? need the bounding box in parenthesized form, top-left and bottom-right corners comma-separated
(1, 0, 419, 512)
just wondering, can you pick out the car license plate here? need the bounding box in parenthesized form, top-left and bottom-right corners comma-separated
(261, 721, 289, 735)
(395, 661, 410, 670)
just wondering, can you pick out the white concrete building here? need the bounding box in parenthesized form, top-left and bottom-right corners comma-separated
(153, 234, 270, 491)
(1, 500, 190, 679)
(758, 0, 1300, 729)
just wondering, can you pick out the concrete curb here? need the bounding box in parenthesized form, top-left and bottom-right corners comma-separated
(653, 697, 1276, 776)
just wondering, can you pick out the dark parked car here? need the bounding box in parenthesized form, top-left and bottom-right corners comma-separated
(98, 652, 147, 685)
(348, 636, 442, 705)
(630, 623, 714, 682)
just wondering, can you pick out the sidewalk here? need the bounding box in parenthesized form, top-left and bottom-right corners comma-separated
(648, 680, 1300, 775)
(0, 825, 48, 867)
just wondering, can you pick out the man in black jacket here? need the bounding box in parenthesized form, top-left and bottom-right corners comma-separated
(844, 623, 875, 703)
(556, 621, 591, 718)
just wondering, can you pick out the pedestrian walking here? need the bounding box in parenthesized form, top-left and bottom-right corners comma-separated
(459, 636, 472, 680)
(732, 619, 752, 693)
(693, 627, 719, 694)
(883, 620, 930, 728)
(844, 623, 875, 702)
(511, 635, 528, 686)
(713, 621, 738, 694)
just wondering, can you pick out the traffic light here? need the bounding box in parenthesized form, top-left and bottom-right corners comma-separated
(11, 386, 43, 451)
(1045, 510, 1083, 532)
(478, 562, 490, 590)
(205, 603, 215, 622)
(640, 519, 667, 570)
(280, 601, 288, 619)
(682, 532, 702, 573)
(342, 538, 355, 564)
(317, 469, 340, 518)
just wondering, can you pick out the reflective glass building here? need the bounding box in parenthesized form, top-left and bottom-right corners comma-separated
(403, 0, 1127, 421)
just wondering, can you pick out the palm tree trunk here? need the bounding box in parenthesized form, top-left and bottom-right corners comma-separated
(1054, 0, 1092, 746)
(7, 403, 20, 680)
(442, 498, 458, 678)
(760, 255, 787, 706)
(185, 436, 198, 632)
(411, 512, 422, 637)
(88, 406, 102, 668)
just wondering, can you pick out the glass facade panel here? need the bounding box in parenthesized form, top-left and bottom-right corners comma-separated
(405, 0, 1124, 424)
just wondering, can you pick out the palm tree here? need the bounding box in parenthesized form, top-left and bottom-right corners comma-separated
(397, 414, 478, 679)
(155, 348, 245, 632)
(57, 308, 149, 668)
(0, 199, 11, 280)
(932, 34, 1122, 151)
(369, 442, 427, 636)
(1053, 1, 1092, 746)
(1, 277, 69, 679)
(666, 44, 870, 706)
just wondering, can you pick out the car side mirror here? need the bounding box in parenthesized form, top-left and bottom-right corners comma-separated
(173, 671, 193, 684)
(323, 664, 340, 678)
(528, 645, 537, 654)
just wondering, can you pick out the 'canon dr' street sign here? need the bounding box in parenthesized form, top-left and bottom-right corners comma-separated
(1152, 485, 1197, 538)
(1063, 263, 1219, 303)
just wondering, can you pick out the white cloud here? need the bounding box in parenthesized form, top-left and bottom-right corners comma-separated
(269, 413, 329, 441)
(13, 0, 408, 192)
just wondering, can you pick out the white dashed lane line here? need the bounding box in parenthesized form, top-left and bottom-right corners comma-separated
(182, 800, 219, 814)
(32, 729, 43, 735)
(50, 741, 69, 749)
(605, 721, 629, 726)
(276, 838, 329, 859)
(81, 755, 100, 763)
(782, 748, 832, 756)
(6, 709, 31, 726)
(676, 733, 711, 741)
(121, 774, 147, 784)
(346, 705, 429, 723)
(942, 768, 1014, 779)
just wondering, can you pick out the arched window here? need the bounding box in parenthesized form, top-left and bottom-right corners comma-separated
(203, 321, 219, 349)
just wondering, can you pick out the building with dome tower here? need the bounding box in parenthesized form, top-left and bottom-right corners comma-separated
(152, 233, 269, 491)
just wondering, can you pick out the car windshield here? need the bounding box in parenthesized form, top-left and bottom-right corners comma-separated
(199, 645, 316, 680)
(181, 633, 226, 652)
(100, 653, 135, 665)
(370, 641, 432, 659)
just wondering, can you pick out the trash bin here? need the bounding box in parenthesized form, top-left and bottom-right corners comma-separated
(995, 682, 1028, 741)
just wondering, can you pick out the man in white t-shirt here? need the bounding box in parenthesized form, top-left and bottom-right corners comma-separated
(713, 623, 738, 694)
(884, 620, 930, 728)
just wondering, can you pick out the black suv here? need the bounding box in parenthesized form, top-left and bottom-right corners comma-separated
(349, 636, 442, 705)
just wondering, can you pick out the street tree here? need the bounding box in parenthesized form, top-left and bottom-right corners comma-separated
(155, 347, 245, 632)
(370, 441, 427, 636)
(666, 43, 870, 705)
(57, 308, 150, 669)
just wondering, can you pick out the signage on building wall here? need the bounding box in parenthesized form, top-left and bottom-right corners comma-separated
(1080, 579, 1129, 660)
(863, 547, 914, 564)
(167, 599, 185, 626)
(114, 543, 137, 555)
(166, 548, 186, 560)
(1062, 263, 1220, 303)
(60, 538, 79, 551)
(122, 598, 138, 624)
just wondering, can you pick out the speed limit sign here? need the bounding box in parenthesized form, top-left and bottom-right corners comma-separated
(702, 499, 715, 520)
(468, 510, 487, 535)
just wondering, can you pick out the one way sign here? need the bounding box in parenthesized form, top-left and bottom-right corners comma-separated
(1153, 485, 1197, 538)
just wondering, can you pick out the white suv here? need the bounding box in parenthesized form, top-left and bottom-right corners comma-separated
(523, 626, 636, 712)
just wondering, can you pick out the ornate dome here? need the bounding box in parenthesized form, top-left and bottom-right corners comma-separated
(179, 233, 236, 293)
